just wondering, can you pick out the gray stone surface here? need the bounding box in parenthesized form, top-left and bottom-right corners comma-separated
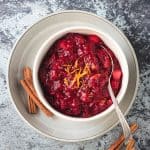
(0, 0, 150, 149)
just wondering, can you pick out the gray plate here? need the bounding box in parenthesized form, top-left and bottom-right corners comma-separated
(7, 10, 139, 142)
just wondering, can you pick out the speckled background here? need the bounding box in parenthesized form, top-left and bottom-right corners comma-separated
(0, 0, 150, 150)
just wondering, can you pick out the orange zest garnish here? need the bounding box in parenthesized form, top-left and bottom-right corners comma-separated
(64, 65, 71, 74)
(74, 59, 78, 68)
(64, 78, 69, 86)
(70, 68, 79, 74)
(63, 60, 91, 88)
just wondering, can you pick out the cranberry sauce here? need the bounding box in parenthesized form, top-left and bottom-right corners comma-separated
(39, 33, 122, 118)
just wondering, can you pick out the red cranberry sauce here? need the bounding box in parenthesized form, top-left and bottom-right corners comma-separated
(39, 33, 122, 118)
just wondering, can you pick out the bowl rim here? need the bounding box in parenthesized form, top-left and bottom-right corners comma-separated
(7, 10, 139, 141)
(33, 26, 129, 122)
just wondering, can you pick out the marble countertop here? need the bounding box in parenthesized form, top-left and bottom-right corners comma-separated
(0, 0, 150, 149)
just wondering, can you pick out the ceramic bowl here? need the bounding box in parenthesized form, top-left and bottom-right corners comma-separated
(33, 26, 129, 122)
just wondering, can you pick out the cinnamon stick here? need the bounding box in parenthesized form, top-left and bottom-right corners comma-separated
(115, 142, 123, 150)
(23, 67, 37, 113)
(126, 138, 135, 150)
(28, 96, 37, 114)
(27, 95, 31, 113)
(23, 67, 31, 80)
(23, 67, 37, 93)
(20, 79, 53, 116)
(108, 123, 138, 150)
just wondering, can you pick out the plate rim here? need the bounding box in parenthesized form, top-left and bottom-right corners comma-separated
(7, 10, 139, 142)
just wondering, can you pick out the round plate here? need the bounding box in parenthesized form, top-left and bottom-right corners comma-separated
(7, 10, 139, 142)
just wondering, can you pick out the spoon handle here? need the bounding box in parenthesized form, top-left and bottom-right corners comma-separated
(108, 81, 132, 142)
(101, 45, 132, 143)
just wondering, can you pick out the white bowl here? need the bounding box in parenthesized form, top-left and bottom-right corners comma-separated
(33, 26, 129, 122)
